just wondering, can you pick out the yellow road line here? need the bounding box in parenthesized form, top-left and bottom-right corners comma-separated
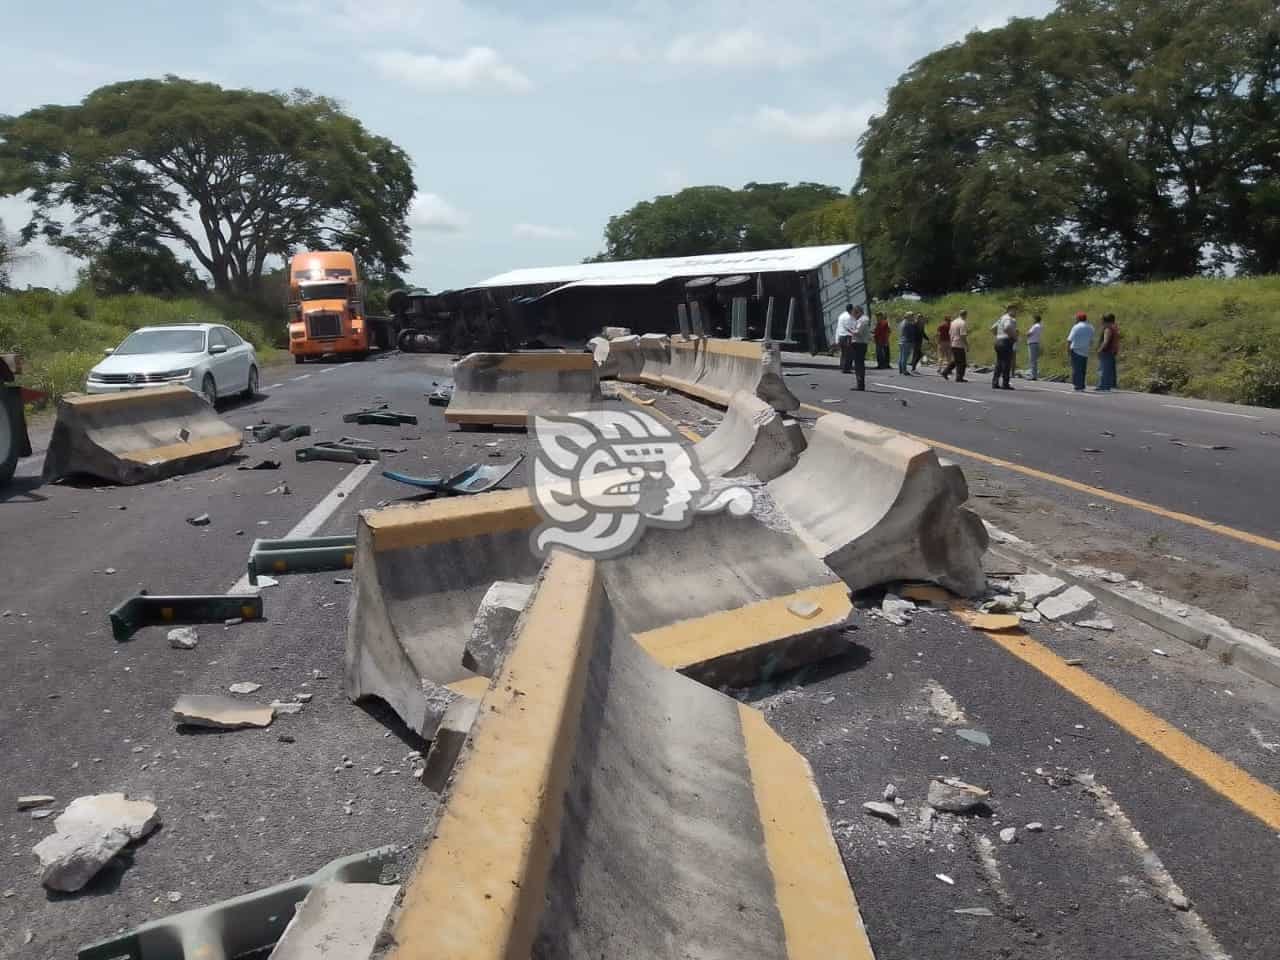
(739, 706, 877, 960)
(981, 626, 1280, 831)
(614, 385, 703, 441)
(799, 401, 1280, 554)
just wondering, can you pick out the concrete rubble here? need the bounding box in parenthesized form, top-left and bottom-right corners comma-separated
(421, 697, 481, 793)
(1008, 573, 1067, 604)
(879, 593, 916, 626)
(173, 694, 274, 730)
(32, 793, 160, 892)
(167, 626, 199, 650)
(1075, 617, 1115, 631)
(17, 795, 54, 810)
(461, 580, 534, 677)
(862, 801, 901, 823)
(927, 778, 991, 813)
(229, 681, 262, 694)
(999, 827, 1017, 844)
(1036, 585, 1098, 622)
(268, 882, 400, 960)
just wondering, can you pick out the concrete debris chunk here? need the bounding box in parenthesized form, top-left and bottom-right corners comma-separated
(981, 595, 1020, 614)
(927, 777, 991, 813)
(1018, 611, 1042, 624)
(1009, 573, 1066, 604)
(17, 795, 55, 810)
(186, 513, 211, 526)
(32, 793, 160, 892)
(999, 827, 1017, 844)
(1026, 822, 1044, 832)
(173, 694, 274, 730)
(1074, 617, 1115, 631)
(271, 700, 304, 716)
(1036, 585, 1098, 622)
(422, 697, 482, 793)
(228, 681, 262, 695)
(954, 907, 994, 917)
(268, 881, 400, 960)
(462, 581, 534, 678)
(936, 873, 955, 885)
(879, 593, 916, 626)
(956, 729, 991, 747)
(862, 801, 901, 824)
(883, 783, 897, 802)
(167, 627, 199, 650)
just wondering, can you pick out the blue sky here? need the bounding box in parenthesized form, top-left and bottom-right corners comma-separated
(1, 0, 1054, 291)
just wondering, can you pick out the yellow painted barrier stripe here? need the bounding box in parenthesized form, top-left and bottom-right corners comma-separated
(672, 337, 764, 360)
(799, 401, 1280, 554)
(613, 385, 702, 442)
(391, 551, 599, 958)
(365, 488, 539, 553)
(447, 675, 492, 699)
(977, 624, 1280, 830)
(64, 385, 194, 409)
(443, 409, 530, 426)
(118, 433, 242, 463)
(739, 706, 877, 960)
(491, 352, 593, 371)
(636, 583, 852, 671)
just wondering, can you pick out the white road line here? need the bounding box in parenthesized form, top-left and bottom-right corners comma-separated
(1164, 403, 1261, 421)
(289, 374, 311, 382)
(263, 383, 283, 390)
(882, 382, 986, 405)
(227, 460, 376, 594)
(318, 367, 337, 374)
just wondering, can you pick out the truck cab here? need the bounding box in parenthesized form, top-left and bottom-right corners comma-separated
(287, 252, 372, 362)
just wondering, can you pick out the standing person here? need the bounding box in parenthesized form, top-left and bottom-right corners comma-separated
(836, 303, 856, 375)
(1067, 312, 1094, 391)
(936, 315, 953, 375)
(910, 315, 931, 372)
(850, 305, 872, 391)
(874, 312, 891, 368)
(991, 304, 1019, 390)
(1026, 314, 1043, 381)
(897, 313, 914, 375)
(942, 309, 969, 381)
(1097, 313, 1120, 391)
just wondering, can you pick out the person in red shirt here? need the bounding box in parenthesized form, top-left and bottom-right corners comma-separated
(873, 312, 891, 368)
(937, 315, 953, 375)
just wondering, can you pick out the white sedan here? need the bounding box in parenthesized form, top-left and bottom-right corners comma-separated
(85, 323, 259, 404)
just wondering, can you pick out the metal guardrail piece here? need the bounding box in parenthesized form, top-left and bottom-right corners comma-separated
(296, 442, 379, 464)
(253, 423, 312, 442)
(247, 535, 358, 585)
(109, 593, 265, 642)
(277, 424, 312, 441)
(78, 845, 397, 960)
(381, 454, 524, 497)
(342, 404, 418, 426)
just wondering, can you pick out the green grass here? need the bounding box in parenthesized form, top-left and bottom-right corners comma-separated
(0, 288, 285, 405)
(880, 274, 1280, 407)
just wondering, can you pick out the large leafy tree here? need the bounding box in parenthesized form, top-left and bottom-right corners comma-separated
(0, 77, 416, 294)
(856, 0, 1280, 295)
(594, 182, 844, 261)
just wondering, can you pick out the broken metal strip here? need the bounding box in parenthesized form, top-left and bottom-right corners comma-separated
(247, 535, 358, 584)
(277, 424, 312, 441)
(109, 594, 264, 643)
(353, 411, 418, 425)
(77, 845, 397, 960)
(296, 445, 375, 464)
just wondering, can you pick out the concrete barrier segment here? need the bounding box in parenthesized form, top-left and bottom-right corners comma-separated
(635, 337, 800, 413)
(589, 334, 644, 381)
(42, 386, 242, 485)
(621, 333, 671, 385)
(694, 390, 807, 481)
(444, 352, 603, 428)
(768, 411, 989, 597)
(389, 550, 873, 960)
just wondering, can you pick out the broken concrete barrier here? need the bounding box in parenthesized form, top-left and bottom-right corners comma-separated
(462, 580, 534, 677)
(269, 881, 399, 960)
(589, 334, 644, 381)
(42, 386, 242, 485)
(444, 352, 603, 428)
(621, 333, 671, 384)
(420, 696, 481, 793)
(638, 337, 800, 413)
(768, 412, 989, 596)
(347, 487, 853, 735)
(387, 550, 873, 960)
(693, 390, 806, 482)
(33, 793, 160, 892)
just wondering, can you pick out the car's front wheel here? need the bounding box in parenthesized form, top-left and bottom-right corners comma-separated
(243, 365, 259, 399)
(200, 373, 217, 406)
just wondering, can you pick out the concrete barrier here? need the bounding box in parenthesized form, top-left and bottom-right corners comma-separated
(346, 488, 853, 734)
(388, 549, 874, 960)
(768, 411, 989, 596)
(638, 338, 799, 413)
(42, 386, 242, 485)
(619, 333, 671, 385)
(588, 334, 643, 381)
(694, 390, 807, 482)
(444, 353, 603, 428)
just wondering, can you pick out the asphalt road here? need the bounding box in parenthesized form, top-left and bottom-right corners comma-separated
(2, 352, 1277, 960)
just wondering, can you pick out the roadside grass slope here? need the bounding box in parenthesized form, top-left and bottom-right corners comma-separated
(0, 288, 284, 404)
(880, 275, 1280, 407)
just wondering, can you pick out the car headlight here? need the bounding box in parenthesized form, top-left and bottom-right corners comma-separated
(160, 369, 193, 380)
(87, 371, 106, 382)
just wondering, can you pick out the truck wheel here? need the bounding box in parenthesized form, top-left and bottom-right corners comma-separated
(0, 391, 21, 487)
(397, 330, 416, 353)
(294, 355, 305, 365)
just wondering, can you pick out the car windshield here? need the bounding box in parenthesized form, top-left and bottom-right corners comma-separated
(113, 329, 206, 355)
(299, 282, 349, 301)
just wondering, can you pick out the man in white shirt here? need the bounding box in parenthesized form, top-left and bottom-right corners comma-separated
(1026, 314, 1043, 380)
(1067, 312, 1094, 391)
(849, 306, 872, 391)
(991, 303, 1019, 390)
(835, 304, 857, 375)
(941, 310, 969, 381)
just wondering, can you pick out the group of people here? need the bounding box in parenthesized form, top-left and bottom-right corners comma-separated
(835, 303, 1120, 392)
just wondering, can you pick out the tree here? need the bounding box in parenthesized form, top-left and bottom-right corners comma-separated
(594, 182, 844, 261)
(0, 77, 416, 294)
(84, 237, 205, 295)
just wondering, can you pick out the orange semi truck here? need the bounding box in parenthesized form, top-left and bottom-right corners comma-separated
(287, 251, 397, 363)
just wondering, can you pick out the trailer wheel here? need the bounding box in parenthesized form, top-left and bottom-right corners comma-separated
(0, 390, 20, 487)
(397, 330, 416, 353)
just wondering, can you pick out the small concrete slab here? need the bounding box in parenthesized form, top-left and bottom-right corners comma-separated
(32, 793, 160, 892)
(1037, 585, 1098, 622)
(1009, 573, 1067, 604)
(268, 882, 399, 959)
(173, 694, 274, 730)
(462, 581, 534, 678)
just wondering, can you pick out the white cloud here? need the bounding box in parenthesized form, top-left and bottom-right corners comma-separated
(666, 28, 809, 68)
(751, 103, 878, 144)
(370, 47, 531, 94)
(512, 223, 575, 241)
(409, 193, 468, 233)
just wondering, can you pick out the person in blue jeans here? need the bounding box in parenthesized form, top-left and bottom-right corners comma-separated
(1096, 313, 1120, 390)
(1067, 312, 1094, 390)
(897, 314, 914, 375)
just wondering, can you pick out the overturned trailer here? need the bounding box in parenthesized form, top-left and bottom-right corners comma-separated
(462, 243, 869, 354)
